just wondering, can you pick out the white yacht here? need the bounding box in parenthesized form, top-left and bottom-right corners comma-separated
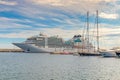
(100, 50, 116, 57)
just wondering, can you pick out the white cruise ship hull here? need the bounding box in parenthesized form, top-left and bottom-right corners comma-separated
(13, 43, 76, 53)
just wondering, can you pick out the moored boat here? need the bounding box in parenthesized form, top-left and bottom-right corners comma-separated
(116, 51, 120, 57)
(78, 11, 101, 56)
(100, 51, 116, 57)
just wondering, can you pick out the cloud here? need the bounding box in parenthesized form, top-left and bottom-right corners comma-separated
(13, 4, 69, 20)
(52, 18, 64, 23)
(0, 17, 22, 22)
(96, 25, 120, 37)
(39, 16, 46, 20)
(30, 0, 77, 6)
(0, 16, 49, 29)
(105, 33, 120, 37)
(0, 30, 39, 38)
(1, 25, 119, 39)
(0, 0, 17, 5)
(0, 0, 118, 18)
(29, 0, 116, 14)
(1, 16, 119, 39)
(99, 12, 118, 19)
(30, 0, 116, 6)
(34, 23, 48, 27)
(0, 28, 82, 38)
(51, 18, 85, 29)
(0, 17, 32, 29)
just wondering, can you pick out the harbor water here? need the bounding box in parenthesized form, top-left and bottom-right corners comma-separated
(0, 53, 120, 80)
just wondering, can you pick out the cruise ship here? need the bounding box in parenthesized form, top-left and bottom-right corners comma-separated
(13, 33, 94, 53)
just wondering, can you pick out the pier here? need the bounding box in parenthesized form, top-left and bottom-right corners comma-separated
(0, 49, 23, 52)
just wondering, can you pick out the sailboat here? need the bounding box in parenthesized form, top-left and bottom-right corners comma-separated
(96, 11, 116, 57)
(78, 11, 100, 56)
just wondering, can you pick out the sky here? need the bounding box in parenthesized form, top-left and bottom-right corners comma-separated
(0, 0, 120, 49)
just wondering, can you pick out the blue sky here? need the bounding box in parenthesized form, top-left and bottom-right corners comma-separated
(0, 0, 120, 49)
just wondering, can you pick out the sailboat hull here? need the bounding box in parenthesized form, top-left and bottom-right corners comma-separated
(78, 51, 100, 56)
(79, 53, 100, 56)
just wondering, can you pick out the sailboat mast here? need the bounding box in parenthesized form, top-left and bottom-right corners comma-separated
(87, 11, 89, 52)
(96, 10, 99, 52)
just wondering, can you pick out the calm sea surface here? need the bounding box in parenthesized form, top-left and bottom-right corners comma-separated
(0, 52, 120, 80)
